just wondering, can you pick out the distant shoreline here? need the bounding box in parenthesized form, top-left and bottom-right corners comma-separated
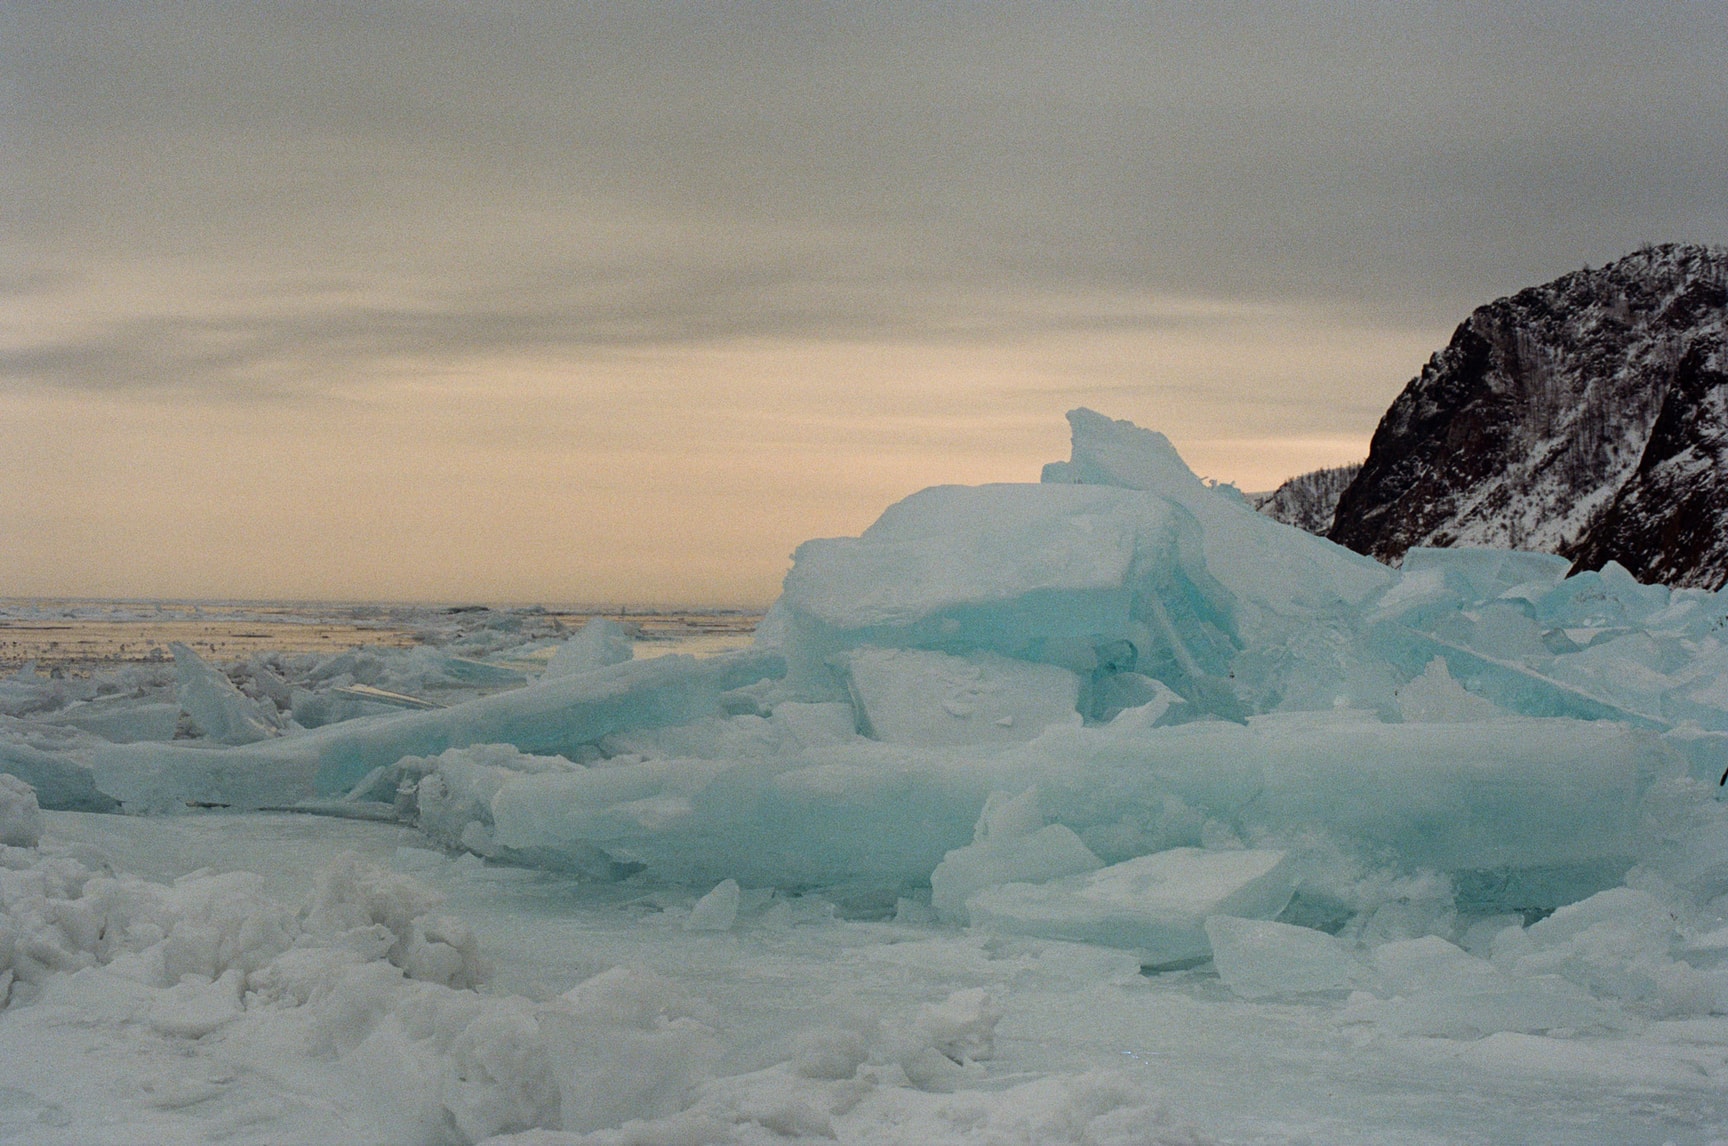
(0, 599, 762, 674)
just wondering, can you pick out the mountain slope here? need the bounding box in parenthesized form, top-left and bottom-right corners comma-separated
(1252, 463, 1360, 534)
(1560, 335, 1728, 587)
(1327, 244, 1728, 585)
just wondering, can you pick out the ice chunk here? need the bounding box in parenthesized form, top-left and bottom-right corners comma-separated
(1043, 409, 1393, 623)
(1491, 887, 1715, 1015)
(492, 743, 988, 890)
(438, 656, 528, 687)
(841, 648, 1081, 746)
(545, 617, 634, 678)
(766, 701, 858, 749)
(1396, 657, 1504, 722)
(1204, 915, 1362, 998)
(0, 774, 41, 848)
(1366, 621, 1668, 728)
(775, 410, 1403, 726)
(1535, 561, 1671, 629)
(965, 847, 1294, 965)
(482, 705, 1665, 898)
(931, 790, 1104, 921)
(784, 482, 1159, 632)
(331, 683, 443, 711)
(172, 642, 280, 745)
(405, 744, 582, 862)
(90, 648, 784, 809)
(0, 734, 117, 812)
(1024, 712, 1665, 900)
(685, 879, 741, 931)
(915, 987, 1003, 1064)
(1343, 935, 1617, 1038)
(1400, 547, 1573, 605)
(42, 698, 180, 743)
(1641, 820, 1728, 903)
(778, 479, 1250, 716)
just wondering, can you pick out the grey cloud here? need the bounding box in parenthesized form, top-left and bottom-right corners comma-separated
(1, 251, 1271, 398)
(9, 1, 1727, 394)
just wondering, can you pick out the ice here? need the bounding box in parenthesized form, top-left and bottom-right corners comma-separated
(0, 835, 563, 1140)
(1400, 546, 1574, 603)
(459, 703, 1669, 909)
(777, 480, 1241, 716)
(965, 847, 1295, 965)
(146, 967, 245, 1037)
(913, 987, 1003, 1066)
(840, 648, 1081, 745)
(171, 642, 281, 745)
(0, 776, 41, 848)
(1341, 935, 1619, 1038)
(41, 698, 180, 743)
(12, 807, 1728, 1143)
(0, 735, 116, 813)
(1491, 887, 1723, 1015)
(88, 648, 784, 810)
(1204, 915, 1363, 998)
(1042, 409, 1394, 628)
(488, 741, 989, 890)
(544, 617, 634, 678)
(685, 878, 741, 931)
(930, 790, 1103, 922)
(1395, 656, 1505, 721)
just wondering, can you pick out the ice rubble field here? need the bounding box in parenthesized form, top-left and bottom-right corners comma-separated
(7, 410, 1728, 1143)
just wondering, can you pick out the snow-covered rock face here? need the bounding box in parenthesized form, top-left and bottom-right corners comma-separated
(1329, 243, 1728, 586)
(1565, 334, 1728, 587)
(1251, 461, 1361, 534)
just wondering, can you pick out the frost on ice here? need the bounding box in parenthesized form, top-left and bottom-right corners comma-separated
(8, 408, 1728, 1141)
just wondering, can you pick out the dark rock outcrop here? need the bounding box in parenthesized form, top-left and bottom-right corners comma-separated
(1327, 244, 1728, 586)
(1561, 336, 1728, 587)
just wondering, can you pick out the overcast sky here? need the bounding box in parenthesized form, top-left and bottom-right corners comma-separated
(5, 2, 1726, 604)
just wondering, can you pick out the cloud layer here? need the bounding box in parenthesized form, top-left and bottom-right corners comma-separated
(6, 2, 1726, 599)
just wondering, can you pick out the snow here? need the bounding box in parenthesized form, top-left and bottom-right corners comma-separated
(0, 775, 40, 848)
(7, 409, 1728, 1141)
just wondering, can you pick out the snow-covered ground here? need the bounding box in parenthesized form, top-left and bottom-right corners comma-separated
(6, 810, 1727, 1145)
(6, 409, 1728, 1143)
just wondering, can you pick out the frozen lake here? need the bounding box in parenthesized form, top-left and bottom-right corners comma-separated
(0, 600, 761, 675)
(3, 809, 1724, 1144)
(7, 413, 1728, 1143)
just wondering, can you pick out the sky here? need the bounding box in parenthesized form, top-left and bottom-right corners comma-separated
(4, 2, 1726, 606)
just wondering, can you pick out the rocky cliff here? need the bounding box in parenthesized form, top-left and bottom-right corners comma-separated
(1326, 244, 1728, 587)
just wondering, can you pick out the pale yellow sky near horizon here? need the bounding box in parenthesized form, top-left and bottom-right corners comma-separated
(1, 304, 1440, 607)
